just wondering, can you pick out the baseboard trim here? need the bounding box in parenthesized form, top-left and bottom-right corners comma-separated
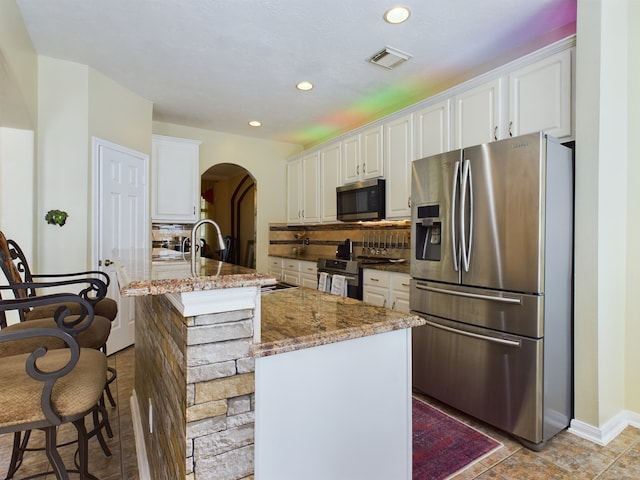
(131, 390, 151, 480)
(569, 409, 640, 445)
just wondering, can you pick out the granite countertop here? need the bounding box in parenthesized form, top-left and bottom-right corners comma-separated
(116, 250, 276, 296)
(252, 287, 425, 357)
(272, 253, 411, 274)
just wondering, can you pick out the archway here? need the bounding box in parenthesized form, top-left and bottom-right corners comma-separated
(200, 163, 256, 268)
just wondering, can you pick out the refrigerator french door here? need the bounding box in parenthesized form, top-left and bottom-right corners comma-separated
(410, 132, 573, 449)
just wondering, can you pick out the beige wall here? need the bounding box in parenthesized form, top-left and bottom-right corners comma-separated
(0, 0, 37, 129)
(36, 56, 152, 274)
(573, 0, 639, 427)
(624, 0, 640, 412)
(152, 121, 301, 273)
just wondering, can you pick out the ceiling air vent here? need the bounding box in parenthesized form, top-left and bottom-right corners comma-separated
(368, 46, 412, 70)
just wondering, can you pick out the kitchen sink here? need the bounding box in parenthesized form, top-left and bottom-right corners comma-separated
(261, 282, 298, 293)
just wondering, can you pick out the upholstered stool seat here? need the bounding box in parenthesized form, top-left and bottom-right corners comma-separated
(0, 319, 108, 480)
(25, 296, 118, 322)
(0, 314, 112, 357)
(0, 348, 107, 429)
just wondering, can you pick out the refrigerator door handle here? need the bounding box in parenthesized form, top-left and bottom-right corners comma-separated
(460, 159, 473, 272)
(451, 160, 461, 271)
(425, 319, 521, 347)
(416, 284, 522, 305)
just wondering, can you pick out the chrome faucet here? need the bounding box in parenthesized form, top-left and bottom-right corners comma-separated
(191, 219, 226, 276)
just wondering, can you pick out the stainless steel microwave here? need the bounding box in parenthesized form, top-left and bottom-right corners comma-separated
(336, 178, 386, 221)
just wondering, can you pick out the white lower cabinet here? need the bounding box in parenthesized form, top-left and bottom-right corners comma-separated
(299, 261, 318, 289)
(280, 258, 317, 287)
(282, 259, 301, 286)
(363, 270, 410, 312)
(390, 272, 411, 313)
(267, 256, 283, 281)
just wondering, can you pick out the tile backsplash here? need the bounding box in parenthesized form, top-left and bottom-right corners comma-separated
(269, 221, 411, 261)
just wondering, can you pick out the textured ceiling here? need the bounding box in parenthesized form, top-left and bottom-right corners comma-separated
(16, 0, 576, 148)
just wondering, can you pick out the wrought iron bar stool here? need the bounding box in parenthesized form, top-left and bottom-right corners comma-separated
(0, 293, 109, 480)
(0, 231, 118, 412)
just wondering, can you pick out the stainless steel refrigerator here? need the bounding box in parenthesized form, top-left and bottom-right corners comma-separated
(410, 131, 573, 450)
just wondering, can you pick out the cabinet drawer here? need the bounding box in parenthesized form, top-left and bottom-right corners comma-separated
(300, 262, 317, 275)
(390, 272, 411, 293)
(268, 257, 283, 269)
(363, 269, 390, 288)
(282, 260, 301, 272)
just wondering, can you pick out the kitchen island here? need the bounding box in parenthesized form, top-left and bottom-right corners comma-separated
(117, 254, 424, 480)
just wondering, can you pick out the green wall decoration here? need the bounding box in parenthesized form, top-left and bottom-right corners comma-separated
(45, 209, 69, 227)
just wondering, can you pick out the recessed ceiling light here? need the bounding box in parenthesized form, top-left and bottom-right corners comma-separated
(384, 6, 411, 24)
(248, 120, 261, 127)
(296, 80, 314, 91)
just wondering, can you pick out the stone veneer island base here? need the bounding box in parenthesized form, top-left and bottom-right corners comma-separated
(119, 257, 424, 480)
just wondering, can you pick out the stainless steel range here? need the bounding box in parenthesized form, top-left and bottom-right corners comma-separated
(316, 258, 363, 300)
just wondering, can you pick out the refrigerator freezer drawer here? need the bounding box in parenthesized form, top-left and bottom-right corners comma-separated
(410, 280, 543, 338)
(412, 316, 545, 445)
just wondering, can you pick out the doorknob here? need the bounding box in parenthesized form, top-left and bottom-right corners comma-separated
(103, 259, 114, 267)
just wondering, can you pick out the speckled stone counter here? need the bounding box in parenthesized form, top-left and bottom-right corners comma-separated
(117, 255, 276, 296)
(116, 250, 422, 480)
(254, 287, 424, 357)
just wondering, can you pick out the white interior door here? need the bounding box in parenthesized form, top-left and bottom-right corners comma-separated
(93, 138, 149, 354)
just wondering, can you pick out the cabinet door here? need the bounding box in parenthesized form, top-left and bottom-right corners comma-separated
(320, 143, 341, 222)
(302, 153, 320, 223)
(361, 126, 384, 179)
(152, 135, 200, 222)
(299, 261, 318, 289)
(363, 285, 388, 308)
(286, 159, 302, 224)
(414, 99, 451, 159)
(342, 135, 360, 184)
(509, 49, 572, 139)
(390, 272, 411, 312)
(453, 78, 503, 149)
(268, 256, 283, 280)
(385, 114, 413, 219)
(282, 259, 301, 286)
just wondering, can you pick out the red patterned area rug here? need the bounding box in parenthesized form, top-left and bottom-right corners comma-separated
(413, 397, 501, 480)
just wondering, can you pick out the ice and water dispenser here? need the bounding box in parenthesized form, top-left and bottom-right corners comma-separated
(415, 204, 441, 261)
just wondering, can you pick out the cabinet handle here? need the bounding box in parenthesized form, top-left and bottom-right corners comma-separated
(407, 196, 411, 208)
(193, 206, 196, 214)
(401, 283, 410, 287)
(362, 162, 366, 174)
(357, 164, 360, 175)
(370, 277, 380, 282)
(302, 209, 305, 218)
(493, 126, 498, 141)
(382, 299, 387, 308)
(392, 300, 396, 309)
(509, 121, 513, 137)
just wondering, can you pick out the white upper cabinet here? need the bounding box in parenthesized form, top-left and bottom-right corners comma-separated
(361, 126, 384, 179)
(319, 143, 341, 222)
(414, 99, 452, 159)
(342, 126, 383, 184)
(508, 49, 572, 139)
(287, 153, 320, 224)
(151, 135, 201, 223)
(384, 113, 413, 219)
(286, 158, 302, 224)
(453, 48, 573, 149)
(453, 78, 504, 149)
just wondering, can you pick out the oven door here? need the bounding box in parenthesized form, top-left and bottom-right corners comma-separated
(317, 271, 363, 300)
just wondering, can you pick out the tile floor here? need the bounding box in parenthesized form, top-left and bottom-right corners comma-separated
(2, 346, 640, 479)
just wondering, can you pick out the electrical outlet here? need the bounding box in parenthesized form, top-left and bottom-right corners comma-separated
(148, 398, 153, 434)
